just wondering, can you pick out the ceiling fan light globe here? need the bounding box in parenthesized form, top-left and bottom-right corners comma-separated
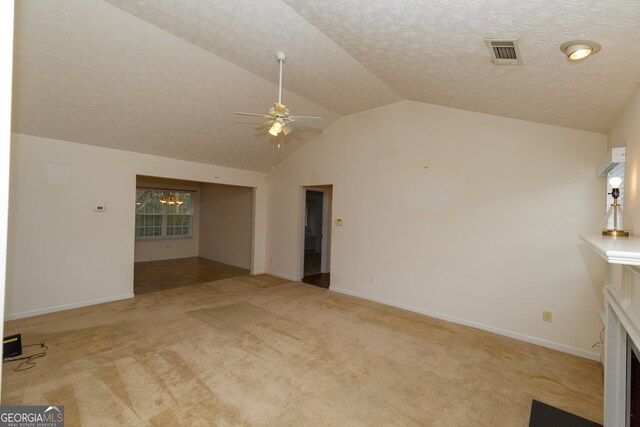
(269, 121, 283, 136)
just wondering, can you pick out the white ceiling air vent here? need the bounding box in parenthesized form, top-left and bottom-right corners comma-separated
(485, 39, 522, 65)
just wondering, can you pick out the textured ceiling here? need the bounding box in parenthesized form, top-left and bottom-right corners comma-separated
(101, 0, 403, 116)
(12, 0, 340, 172)
(12, 0, 640, 172)
(281, 0, 640, 133)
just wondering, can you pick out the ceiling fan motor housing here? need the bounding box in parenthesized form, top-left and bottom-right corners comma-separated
(269, 106, 290, 117)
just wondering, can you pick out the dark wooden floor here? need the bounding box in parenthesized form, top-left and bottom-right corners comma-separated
(134, 257, 250, 294)
(302, 273, 330, 288)
(303, 250, 330, 288)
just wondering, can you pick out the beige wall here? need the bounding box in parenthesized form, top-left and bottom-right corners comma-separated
(268, 100, 607, 358)
(199, 184, 253, 270)
(609, 83, 640, 233)
(134, 177, 201, 262)
(1, 0, 16, 396)
(6, 133, 267, 319)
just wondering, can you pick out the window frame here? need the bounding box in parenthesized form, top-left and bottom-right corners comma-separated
(135, 189, 194, 241)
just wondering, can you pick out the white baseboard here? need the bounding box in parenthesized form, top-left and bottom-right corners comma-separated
(330, 287, 600, 361)
(265, 271, 301, 282)
(5, 293, 135, 321)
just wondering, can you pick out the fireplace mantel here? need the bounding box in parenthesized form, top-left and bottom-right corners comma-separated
(580, 233, 640, 426)
(580, 233, 640, 265)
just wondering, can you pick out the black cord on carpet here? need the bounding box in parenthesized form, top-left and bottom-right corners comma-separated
(2, 342, 48, 371)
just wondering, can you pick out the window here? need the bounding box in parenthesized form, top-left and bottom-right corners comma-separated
(135, 189, 193, 239)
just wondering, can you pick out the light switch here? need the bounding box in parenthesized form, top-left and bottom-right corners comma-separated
(335, 218, 343, 226)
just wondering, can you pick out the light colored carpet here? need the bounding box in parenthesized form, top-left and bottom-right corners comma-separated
(2, 275, 603, 425)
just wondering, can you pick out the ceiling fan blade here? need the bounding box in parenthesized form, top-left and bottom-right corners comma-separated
(274, 103, 287, 116)
(235, 112, 273, 119)
(288, 115, 324, 126)
(286, 122, 305, 133)
(255, 121, 275, 131)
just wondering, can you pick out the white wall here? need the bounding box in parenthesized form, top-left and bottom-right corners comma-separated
(1, 0, 16, 397)
(134, 177, 201, 262)
(6, 133, 267, 319)
(268, 100, 607, 358)
(609, 83, 640, 233)
(199, 184, 253, 270)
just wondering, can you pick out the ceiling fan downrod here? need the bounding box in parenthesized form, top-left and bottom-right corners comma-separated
(276, 51, 286, 105)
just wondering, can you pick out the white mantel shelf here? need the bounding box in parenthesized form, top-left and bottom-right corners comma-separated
(580, 233, 640, 265)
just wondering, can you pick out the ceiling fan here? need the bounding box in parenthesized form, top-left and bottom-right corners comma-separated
(235, 51, 324, 138)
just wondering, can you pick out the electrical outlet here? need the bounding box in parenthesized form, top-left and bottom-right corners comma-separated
(542, 311, 552, 322)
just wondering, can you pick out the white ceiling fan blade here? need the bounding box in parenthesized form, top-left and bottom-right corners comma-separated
(286, 123, 305, 134)
(288, 115, 324, 126)
(235, 112, 273, 119)
(287, 132, 304, 142)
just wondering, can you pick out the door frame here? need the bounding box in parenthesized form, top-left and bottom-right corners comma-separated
(299, 186, 332, 280)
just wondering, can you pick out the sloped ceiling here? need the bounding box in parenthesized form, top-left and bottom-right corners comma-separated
(12, 0, 640, 172)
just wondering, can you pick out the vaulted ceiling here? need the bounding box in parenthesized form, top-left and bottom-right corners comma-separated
(12, 0, 640, 172)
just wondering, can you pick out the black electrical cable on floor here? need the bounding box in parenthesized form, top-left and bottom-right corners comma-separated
(592, 328, 605, 350)
(2, 342, 48, 371)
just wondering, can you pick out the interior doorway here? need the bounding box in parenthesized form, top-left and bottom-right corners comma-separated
(301, 186, 332, 288)
(133, 175, 254, 295)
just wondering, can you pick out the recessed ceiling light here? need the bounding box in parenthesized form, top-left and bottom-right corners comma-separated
(560, 40, 601, 61)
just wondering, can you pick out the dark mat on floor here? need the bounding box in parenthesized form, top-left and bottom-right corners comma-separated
(529, 400, 602, 427)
